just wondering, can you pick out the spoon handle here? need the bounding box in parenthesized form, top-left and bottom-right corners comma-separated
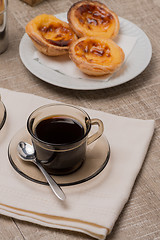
(34, 161, 66, 201)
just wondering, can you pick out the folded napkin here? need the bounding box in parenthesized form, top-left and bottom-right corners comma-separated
(0, 88, 154, 240)
(33, 12, 137, 81)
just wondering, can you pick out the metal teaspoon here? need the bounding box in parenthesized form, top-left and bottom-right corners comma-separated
(17, 141, 66, 201)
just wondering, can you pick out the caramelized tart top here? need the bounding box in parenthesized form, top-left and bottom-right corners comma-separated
(26, 14, 77, 48)
(69, 37, 125, 76)
(73, 38, 123, 66)
(68, 0, 120, 39)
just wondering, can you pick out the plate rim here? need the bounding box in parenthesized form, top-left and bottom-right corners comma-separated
(8, 128, 110, 187)
(19, 15, 152, 90)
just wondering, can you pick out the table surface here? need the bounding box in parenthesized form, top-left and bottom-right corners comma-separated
(0, 0, 160, 239)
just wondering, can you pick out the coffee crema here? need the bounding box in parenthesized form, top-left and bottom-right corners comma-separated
(34, 116, 85, 144)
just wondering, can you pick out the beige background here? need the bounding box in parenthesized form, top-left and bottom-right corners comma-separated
(0, 0, 160, 239)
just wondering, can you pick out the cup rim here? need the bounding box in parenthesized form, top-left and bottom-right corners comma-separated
(27, 103, 92, 147)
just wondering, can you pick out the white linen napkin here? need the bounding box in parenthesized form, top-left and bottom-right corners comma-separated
(33, 12, 137, 81)
(0, 88, 154, 240)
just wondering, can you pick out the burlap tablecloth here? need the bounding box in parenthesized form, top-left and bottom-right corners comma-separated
(0, 0, 160, 239)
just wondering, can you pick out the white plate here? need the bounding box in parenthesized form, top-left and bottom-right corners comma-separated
(19, 13, 152, 90)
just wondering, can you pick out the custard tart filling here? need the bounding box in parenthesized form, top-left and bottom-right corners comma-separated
(68, 1, 120, 39)
(26, 14, 77, 56)
(69, 37, 125, 76)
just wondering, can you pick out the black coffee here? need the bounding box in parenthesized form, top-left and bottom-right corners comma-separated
(32, 116, 86, 175)
(35, 116, 84, 144)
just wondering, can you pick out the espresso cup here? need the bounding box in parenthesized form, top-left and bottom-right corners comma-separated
(27, 104, 104, 175)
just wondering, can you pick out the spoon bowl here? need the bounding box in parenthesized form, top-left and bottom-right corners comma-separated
(17, 141, 66, 201)
(17, 141, 35, 161)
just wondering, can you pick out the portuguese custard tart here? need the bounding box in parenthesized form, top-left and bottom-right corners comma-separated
(67, 0, 120, 39)
(26, 14, 77, 56)
(69, 37, 125, 76)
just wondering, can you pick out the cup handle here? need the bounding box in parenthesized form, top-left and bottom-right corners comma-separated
(87, 119, 104, 145)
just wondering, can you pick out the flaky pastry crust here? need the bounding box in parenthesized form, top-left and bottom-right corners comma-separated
(69, 37, 125, 76)
(67, 0, 120, 39)
(26, 14, 77, 56)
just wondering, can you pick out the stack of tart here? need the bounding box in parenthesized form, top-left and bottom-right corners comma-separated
(26, 0, 125, 76)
